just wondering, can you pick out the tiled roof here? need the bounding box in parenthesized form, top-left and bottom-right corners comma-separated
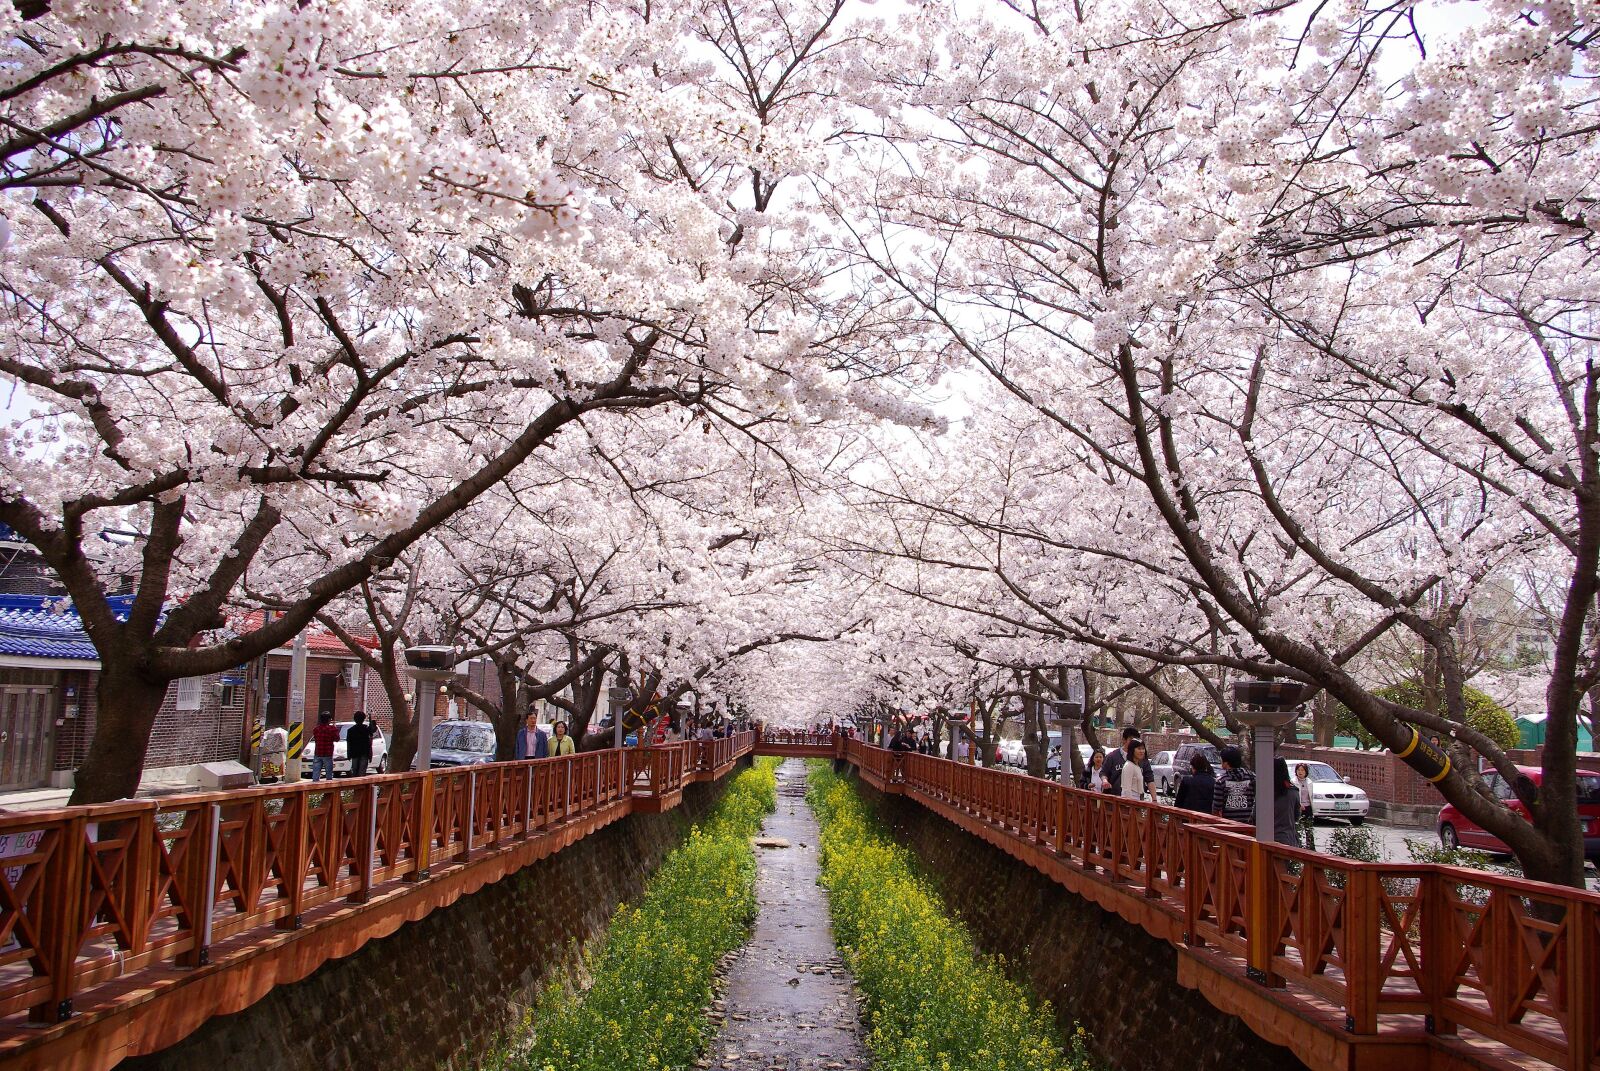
(231, 610, 378, 655)
(0, 596, 378, 664)
(0, 593, 133, 662)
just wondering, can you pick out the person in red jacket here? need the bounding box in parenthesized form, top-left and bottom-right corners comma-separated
(311, 711, 340, 782)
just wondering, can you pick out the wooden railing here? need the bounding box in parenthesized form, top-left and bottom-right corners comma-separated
(755, 728, 837, 750)
(0, 734, 755, 1030)
(846, 741, 1600, 1071)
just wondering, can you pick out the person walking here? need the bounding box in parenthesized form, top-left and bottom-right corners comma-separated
(1212, 745, 1256, 824)
(1080, 748, 1109, 792)
(1120, 741, 1149, 800)
(550, 720, 577, 756)
(1294, 762, 1316, 850)
(310, 710, 339, 782)
(1174, 753, 1217, 813)
(1273, 757, 1301, 848)
(514, 713, 549, 760)
(346, 710, 375, 777)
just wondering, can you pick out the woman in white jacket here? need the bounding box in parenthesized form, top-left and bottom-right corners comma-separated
(1121, 742, 1148, 800)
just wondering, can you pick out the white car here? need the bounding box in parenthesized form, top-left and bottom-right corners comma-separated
(331, 721, 388, 776)
(1296, 760, 1369, 824)
(998, 739, 1027, 766)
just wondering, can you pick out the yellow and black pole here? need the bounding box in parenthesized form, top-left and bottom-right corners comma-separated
(286, 627, 308, 782)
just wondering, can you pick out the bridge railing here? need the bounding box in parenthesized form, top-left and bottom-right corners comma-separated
(0, 735, 757, 1029)
(757, 729, 837, 749)
(848, 742, 1600, 1071)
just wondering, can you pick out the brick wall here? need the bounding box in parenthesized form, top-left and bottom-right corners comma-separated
(52, 667, 98, 771)
(121, 778, 733, 1071)
(52, 668, 248, 773)
(860, 780, 1307, 1071)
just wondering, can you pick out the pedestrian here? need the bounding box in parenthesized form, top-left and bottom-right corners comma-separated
(514, 712, 549, 760)
(1079, 748, 1109, 792)
(1100, 727, 1138, 787)
(889, 724, 918, 752)
(310, 710, 339, 782)
(550, 720, 577, 756)
(1212, 745, 1256, 824)
(346, 709, 375, 777)
(1273, 757, 1301, 848)
(1120, 741, 1148, 800)
(1100, 727, 1153, 795)
(1294, 762, 1316, 850)
(1174, 753, 1216, 812)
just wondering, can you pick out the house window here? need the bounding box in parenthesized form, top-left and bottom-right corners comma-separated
(175, 677, 203, 711)
(318, 673, 338, 718)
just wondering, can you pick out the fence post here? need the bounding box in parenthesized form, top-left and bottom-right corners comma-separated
(31, 814, 87, 1022)
(1245, 840, 1271, 985)
(1184, 830, 1203, 946)
(177, 803, 220, 968)
(462, 769, 477, 862)
(1344, 868, 1379, 1031)
(350, 783, 379, 904)
(1568, 895, 1598, 1071)
(412, 773, 435, 880)
(279, 790, 309, 925)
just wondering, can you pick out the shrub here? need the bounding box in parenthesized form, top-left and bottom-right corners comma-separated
(807, 762, 1094, 1071)
(516, 757, 779, 1071)
(1328, 824, 1381, 863)
(1333, 679, 1519, 751)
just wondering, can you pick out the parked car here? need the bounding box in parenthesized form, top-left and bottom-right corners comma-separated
(1294, 760, 1370, 824)
(1438, 766, 1600, 859)
(1169, 742, 1223, 796)
(1151, 750, 1177, 796)
(331, 721, 388, 776)
(428, 720, 498, 767)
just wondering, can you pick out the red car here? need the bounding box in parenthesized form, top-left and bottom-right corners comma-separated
(1437, 765, 1600, 860)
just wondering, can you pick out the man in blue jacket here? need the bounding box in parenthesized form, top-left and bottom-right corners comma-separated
(514, 712, 549, 760)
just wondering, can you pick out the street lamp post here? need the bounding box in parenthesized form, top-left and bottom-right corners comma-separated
(1231, 672, 1314, 843)
(404, 645, 458, 771)
(608, 684, 635, 749)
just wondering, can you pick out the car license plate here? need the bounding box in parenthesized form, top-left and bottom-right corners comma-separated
(1333, 802, 1350, 810)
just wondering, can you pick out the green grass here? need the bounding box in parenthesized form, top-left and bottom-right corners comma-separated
(807, 761, 1095, 1071)
(513, 757, 779, 1071)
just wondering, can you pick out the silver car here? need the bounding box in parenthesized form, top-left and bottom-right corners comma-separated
(1150, 750, 1177, 796)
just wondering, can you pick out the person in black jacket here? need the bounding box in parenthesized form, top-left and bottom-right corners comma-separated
(1173, 753, 1216, 813)
(1099, 727, 1154, 795)
(345, 710, 376, 777)
(888, 725, 918, 752)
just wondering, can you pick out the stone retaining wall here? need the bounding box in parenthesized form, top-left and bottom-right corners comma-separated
(857, 778, 1308, 1071)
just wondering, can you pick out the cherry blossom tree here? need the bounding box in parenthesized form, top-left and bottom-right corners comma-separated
(0, 0, 923, 802)
(837, 0, 1600, 884)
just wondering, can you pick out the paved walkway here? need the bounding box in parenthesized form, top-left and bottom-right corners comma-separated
(704, 759, 867, 1071)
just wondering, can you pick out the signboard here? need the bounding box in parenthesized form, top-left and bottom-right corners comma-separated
(0, 829, 44, 953)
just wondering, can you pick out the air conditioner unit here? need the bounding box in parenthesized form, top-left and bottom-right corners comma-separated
(342, 662, 361, 689)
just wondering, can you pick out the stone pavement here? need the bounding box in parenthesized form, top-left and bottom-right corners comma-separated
(703, 759, 868, 1071)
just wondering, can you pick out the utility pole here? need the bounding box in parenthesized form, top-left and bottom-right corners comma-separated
(286, 627, 308, 782)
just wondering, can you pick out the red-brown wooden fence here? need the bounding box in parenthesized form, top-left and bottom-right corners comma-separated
(0, 732, 755, 1031)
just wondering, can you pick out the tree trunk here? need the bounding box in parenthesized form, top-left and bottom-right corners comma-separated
(490, 663, 526, 762)
(380, 650, 418, 774)
(68, 657, 170, 804)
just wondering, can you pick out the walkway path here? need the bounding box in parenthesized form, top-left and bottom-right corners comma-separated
(704, 759, 868, 1071)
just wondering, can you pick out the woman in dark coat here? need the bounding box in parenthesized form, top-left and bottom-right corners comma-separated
(1173, 754, 1216, 813)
